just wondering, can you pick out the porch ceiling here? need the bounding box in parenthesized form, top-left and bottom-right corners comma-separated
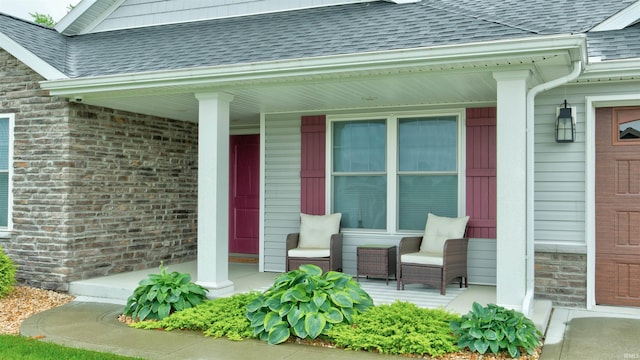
(54, 49, 576, 126)
(79, 70, 500, 126)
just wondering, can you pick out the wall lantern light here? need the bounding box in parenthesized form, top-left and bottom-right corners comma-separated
(556, 100, 576, 143)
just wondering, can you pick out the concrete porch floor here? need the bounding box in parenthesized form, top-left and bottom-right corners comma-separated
(68, 260, 552, 332)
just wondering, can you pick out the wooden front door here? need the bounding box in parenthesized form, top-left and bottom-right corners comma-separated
(595, 107, 640, 307)
(229, 134, 259, 254)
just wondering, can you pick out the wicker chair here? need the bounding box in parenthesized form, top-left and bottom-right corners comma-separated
(397, 236, 468, 295)
(285, 213, 343, 273)
(397, 213, 469, 295)
(286, 232, 343, 272)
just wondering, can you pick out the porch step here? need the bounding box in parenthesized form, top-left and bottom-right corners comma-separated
(68, 262, 199, 305)
(531, 299, 553, 335)
(68, 261, 279, 305)
(69, 281, 132, 305)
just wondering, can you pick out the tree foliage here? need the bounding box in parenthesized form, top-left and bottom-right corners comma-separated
(30, 12, 56, 27)
(29, 4, 76, 27)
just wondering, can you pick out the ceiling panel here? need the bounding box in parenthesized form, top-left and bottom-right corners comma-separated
(78, 52, 575, 126)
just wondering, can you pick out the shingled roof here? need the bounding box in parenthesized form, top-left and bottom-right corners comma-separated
(420, 0, 636, 34)
(0, 14, 67, 73)
(1, 0, 639, 79)
(587, 22, 640, 61)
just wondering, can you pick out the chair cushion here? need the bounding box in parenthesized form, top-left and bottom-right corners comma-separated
(420, 213, 469, 255)
(401, 252, 443, 266)
(288, 248, 331, 258)
(298, 213, 341, 249)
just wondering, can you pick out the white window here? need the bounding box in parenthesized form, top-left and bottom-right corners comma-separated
(0, 114, 13, 230)
(328, 111, 464, 232)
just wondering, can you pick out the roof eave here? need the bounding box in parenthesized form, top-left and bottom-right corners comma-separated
(581, 57, 640, 81)
(40, 34, 587, 97)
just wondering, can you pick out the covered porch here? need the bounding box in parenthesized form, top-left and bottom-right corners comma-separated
(67, 260, 550, 332)
(42, 33, 588, 318)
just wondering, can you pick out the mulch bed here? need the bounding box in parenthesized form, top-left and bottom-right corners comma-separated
(0, 286, 75, 335)
(291, 336, 541, 359)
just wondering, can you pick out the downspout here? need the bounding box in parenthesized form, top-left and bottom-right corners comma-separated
(522, 60, 582, 316)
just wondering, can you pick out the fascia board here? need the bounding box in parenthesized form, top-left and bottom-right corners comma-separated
(55, 0, 99, 33)
(581, 58, 640, 80)
(41, 34, 586, 96)
(55, 0, 124, 36)
(76, 0, 127, 35)
(591, 0, 640, 31)
(0, 33, 68, 80)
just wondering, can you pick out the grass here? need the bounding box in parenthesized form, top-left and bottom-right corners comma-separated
(0, 335, 142, 360)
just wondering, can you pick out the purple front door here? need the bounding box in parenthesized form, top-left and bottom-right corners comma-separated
(229, 134, 259, 254)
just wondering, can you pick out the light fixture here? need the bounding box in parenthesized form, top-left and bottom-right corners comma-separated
(556, 100, 576, 143)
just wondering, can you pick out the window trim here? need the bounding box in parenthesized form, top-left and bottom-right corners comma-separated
(612, 107, 640, 146)
(0, 114, 13, 231)
(326, 109, 466, 235)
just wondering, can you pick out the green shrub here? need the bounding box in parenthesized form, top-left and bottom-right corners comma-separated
(134, 292, 259, 341)
(0, 246, 16, 298)
(123, 264, 208, 321)
(246, 264, 373, 345)
(450, 302, 542, 358)
(327, 301, 460, 357)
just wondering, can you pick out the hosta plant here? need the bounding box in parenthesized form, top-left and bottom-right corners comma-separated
(450, 302, 542, 358)
(0, 246, 16, 298)
(123, 263, 208, 321)
(246, 264, 373, 345)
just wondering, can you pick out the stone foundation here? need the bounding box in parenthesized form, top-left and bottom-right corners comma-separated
(534, 252, 587, 307)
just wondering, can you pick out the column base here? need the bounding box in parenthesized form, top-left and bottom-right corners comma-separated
(197, 280, 235, 298)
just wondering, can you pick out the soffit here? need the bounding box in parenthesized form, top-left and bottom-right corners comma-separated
(68, 52, 572, 126)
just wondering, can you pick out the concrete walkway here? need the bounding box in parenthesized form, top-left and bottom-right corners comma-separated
(18, 261, 640, 359)
(20, 300, 640, 360)
(540, 307, 640, 360)
(20, 301, 404, 359)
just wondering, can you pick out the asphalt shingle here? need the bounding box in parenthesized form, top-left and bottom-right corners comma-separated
(0, 14, 67, 74)
(1, 0, 639, 78)
(420, 0, 636, 34)
(587, 22, 640, 61)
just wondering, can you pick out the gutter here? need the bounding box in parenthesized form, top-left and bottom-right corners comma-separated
(522, 60, 582, 316)
(581, 57, 640, 81)
(40, 34, 585, 96)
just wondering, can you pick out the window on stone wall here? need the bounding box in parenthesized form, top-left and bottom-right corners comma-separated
(0, 115, 13, 229)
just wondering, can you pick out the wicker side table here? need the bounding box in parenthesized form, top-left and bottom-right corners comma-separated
(356, 245, 397, 285)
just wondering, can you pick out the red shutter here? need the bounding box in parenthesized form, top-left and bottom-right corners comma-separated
(466, 107, 497, 238)
(300, 115, 326, 215)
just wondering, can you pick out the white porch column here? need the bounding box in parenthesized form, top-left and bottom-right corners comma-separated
(195, 92, 234, 297)
(493, 70, 530, 311)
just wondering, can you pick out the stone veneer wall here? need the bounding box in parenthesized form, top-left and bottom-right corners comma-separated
(0, 49, 198, 291)
(534, 252, 587, 307)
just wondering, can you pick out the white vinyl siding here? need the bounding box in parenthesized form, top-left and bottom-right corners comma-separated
(532, 82, 640, 252)
(262, 114, 301, 272)
(534, 91, 586, 250)
(93, 0, 376, 32)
